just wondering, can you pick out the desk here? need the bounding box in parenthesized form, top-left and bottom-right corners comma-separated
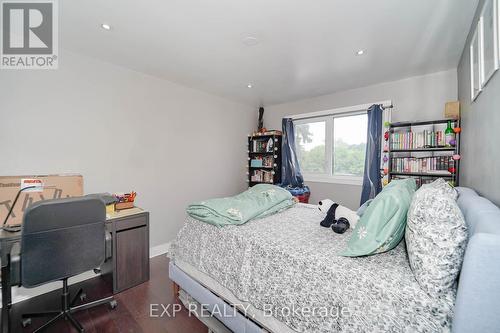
(0, 208, 149, 333)
(104, 208, 150, 293)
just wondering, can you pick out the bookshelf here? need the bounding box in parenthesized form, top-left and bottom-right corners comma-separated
(387, 119, 460, 188)
(247, 133, 282, 186)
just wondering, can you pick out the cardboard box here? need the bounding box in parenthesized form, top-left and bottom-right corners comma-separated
(0, 174, 83, 226)
(445, 101, 460, 119)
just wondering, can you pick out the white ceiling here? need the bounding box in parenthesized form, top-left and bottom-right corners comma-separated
(61, 0, 478, 107)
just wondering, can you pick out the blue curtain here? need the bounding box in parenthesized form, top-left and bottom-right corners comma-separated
(281, 118, 304, 187)
(360, 104, 383, 206)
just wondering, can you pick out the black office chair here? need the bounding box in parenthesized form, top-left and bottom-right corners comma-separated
(19, 197, 117, 332)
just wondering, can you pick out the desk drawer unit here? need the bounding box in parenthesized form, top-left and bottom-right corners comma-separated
(108, 211, 150, 293)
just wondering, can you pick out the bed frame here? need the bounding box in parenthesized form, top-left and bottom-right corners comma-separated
(169, 262, 266, 333)
(170, 187, 500, 333)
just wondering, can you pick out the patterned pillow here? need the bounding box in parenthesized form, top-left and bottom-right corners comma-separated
(405, 178, 468, 297)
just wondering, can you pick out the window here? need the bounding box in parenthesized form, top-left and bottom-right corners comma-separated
(294, 112, 368, 184)
(295, 120, 327, 174)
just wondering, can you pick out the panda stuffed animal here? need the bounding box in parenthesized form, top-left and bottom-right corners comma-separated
(318, 199, 359, 234)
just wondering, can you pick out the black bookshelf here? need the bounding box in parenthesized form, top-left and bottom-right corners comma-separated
(247, 133, 282, 186)
(387, 119, 461, 188)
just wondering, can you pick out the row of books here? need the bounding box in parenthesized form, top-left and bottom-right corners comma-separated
(391, 130, 448, 150)
(391, 156, 453, 174)
(251, 138, 274, 153)
(250, 170, 274, 183)
(250, 155, 275, 168)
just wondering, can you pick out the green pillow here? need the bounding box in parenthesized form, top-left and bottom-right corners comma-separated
(341, 179, 416, 257)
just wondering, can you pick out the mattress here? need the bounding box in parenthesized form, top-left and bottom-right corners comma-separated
(174, 258, 296, 333)
(170, 203, 455, 333)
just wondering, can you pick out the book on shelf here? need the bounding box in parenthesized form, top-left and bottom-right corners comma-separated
(390, 123, 453, 150)
(250, 169, 274, 183)
(251, 137, 275, 153)
(391, 156, 453, 174)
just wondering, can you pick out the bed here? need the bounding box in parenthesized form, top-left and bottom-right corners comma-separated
(169, 203, 458, 332)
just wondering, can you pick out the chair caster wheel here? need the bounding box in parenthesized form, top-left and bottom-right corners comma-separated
(80, 293, 87, 302)
(21, 318, 31, 327)
(109, 300, 118, 309)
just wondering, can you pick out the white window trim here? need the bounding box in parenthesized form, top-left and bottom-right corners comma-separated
(305, 174, 364, 186)
(292, 100, 392, 186)
(286, 100, 392, 120)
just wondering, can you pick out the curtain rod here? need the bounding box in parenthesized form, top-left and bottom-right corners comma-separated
(285, 100, 393, 120)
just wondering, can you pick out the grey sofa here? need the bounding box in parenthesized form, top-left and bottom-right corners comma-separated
(452, 187, 500, 332)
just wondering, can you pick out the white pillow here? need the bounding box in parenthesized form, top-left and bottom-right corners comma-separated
(405, 178, 468, 297)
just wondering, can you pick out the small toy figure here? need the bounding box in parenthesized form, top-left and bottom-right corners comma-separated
(318, 199, 359, 234)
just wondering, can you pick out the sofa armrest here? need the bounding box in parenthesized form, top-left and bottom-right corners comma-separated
(452, 233, 500, 333)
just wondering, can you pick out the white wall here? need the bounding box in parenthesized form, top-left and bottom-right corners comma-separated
(457, 0, 500, 206)
(0, 50, 254, 249)
(265, 69, 458, 209)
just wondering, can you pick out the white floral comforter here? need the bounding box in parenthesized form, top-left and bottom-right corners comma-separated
(170, 204, 455, 333)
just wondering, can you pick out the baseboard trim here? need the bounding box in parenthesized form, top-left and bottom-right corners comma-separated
(2, 241, 172, 307)
(150, 241, 171, 258)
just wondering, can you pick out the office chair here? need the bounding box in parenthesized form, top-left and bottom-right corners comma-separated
(19, 197, 117, 333)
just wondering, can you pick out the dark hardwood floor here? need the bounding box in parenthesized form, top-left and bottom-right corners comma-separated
(10, 256, 208, 333)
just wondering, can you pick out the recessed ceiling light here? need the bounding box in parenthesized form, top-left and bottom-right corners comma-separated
(356, 50, 365, 56)
(247, 84, 253, 88)
(242, 36, 259, 46)
(101, 23, 111, 30)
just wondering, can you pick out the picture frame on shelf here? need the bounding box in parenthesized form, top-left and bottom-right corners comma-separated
(470, 18, 483, 102)
(480, 0, 499, 87)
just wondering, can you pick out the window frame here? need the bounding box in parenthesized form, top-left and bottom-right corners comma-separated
(294, 110, 367, 186)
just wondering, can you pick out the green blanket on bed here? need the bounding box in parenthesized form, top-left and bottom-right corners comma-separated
(186, 184, 295, 227)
